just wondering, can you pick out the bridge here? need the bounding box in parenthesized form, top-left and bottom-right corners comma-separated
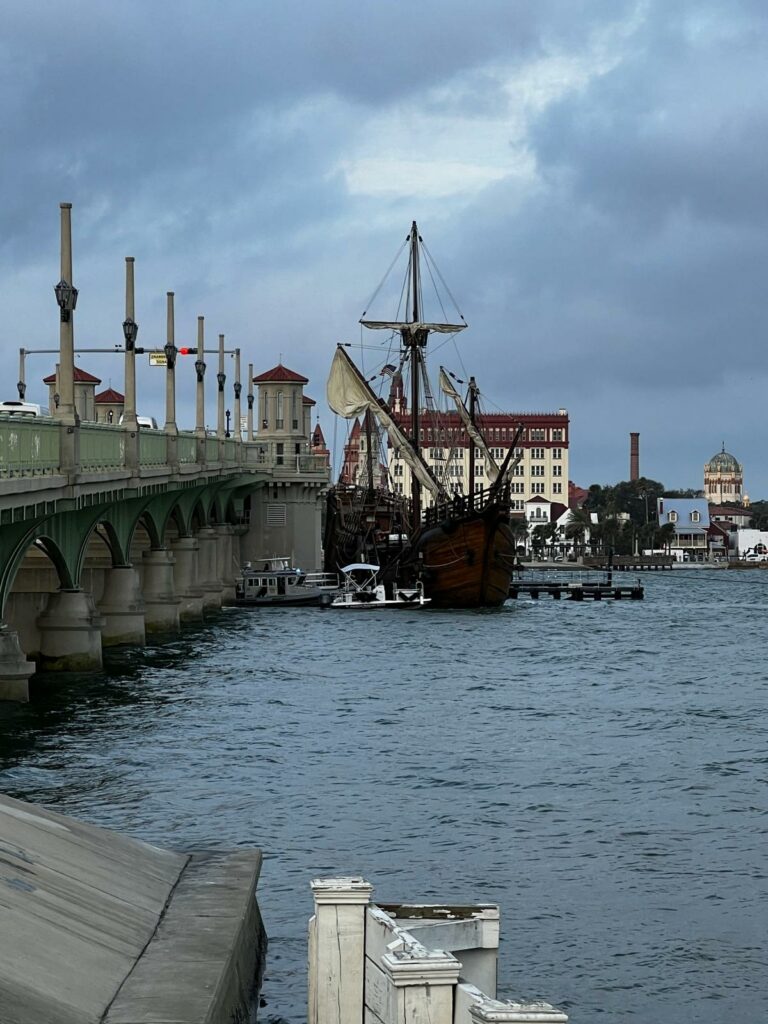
(0, 203, 329, 701)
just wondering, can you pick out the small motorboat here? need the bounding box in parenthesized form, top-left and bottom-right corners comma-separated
(235, 558, 334, 607)
(328, 563, 431, 609)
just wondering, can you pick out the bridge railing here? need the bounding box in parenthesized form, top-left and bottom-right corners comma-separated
(79, 423, 125, 471)
(205, 437, 219, 463)
(139, 430, 168, 466)
(0, 416, 61, 476)
(178, 432, 198, 464)
(242, 444, 329, 477)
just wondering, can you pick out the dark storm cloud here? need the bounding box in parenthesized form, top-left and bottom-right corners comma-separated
(2, 0, 767, 492)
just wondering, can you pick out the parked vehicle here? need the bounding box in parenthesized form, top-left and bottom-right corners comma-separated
(0, 400, 42, 417)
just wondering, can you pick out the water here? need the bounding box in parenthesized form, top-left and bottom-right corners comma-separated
(1, 569, 767, 1022)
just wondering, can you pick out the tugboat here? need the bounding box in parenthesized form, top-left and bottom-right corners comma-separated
(325, 221, 520, 608)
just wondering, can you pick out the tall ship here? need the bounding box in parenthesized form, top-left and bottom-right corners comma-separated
(325, 222, 521, 608)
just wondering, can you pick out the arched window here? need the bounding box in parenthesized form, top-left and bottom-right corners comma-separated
(276, 391, 284, 429)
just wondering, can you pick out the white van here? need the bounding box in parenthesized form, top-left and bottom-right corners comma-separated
(0, 400, 42, 417)
(118, 414, 159, 429)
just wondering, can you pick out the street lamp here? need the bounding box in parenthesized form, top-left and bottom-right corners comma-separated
(225, 409, 231, 438)
(122, 316, 139, 351)
(216, 370, 226, 393)
(247, 393, 254, 410)
(17, 380, 26, 400)
(53, 392, 60, 409)
(54, 279, 78, 322)
(233, 380, 242, 400)
(195, 358, 206, 383)
(164, 340, 177, 369)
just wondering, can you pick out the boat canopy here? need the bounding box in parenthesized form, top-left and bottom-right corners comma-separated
(340, 563, 380, 572)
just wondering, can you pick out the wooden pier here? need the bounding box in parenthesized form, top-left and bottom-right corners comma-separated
(509, 579, 644, 601)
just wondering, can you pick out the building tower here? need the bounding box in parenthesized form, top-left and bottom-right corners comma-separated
(630, 432, 640, 482)
(704, 444, 744, 504)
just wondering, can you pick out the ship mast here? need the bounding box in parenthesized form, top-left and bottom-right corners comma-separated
(468, 376, 477, 501)
(407, 222, 424, 524)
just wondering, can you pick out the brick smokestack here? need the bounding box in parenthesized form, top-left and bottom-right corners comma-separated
(630, 432, 640, 481)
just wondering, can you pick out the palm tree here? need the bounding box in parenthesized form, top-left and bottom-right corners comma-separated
(508, 516, 529, 555)
(655, 522, 676, 554)
(564, 508, 590, 558)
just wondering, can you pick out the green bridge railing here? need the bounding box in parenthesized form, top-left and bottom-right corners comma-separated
(0, 416, 60, 477)
(0, 418, 329, 482)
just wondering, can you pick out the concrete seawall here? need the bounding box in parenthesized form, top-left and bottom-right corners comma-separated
(0, 795, 266, 1023)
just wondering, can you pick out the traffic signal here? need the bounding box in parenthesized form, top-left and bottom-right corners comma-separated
(178, 347, 198, 355)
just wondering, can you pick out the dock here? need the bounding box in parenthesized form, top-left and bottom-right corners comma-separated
(510, 577, 644, 601)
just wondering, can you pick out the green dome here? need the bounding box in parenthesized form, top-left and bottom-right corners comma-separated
(706, 446, 740, 473)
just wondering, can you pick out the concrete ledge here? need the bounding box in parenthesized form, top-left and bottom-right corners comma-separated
(0, 796, 265, 1024)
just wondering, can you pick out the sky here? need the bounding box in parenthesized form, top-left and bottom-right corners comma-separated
(2, 0, 767, 495)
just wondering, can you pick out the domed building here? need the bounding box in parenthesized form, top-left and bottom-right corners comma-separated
(704, 445, 744, 503)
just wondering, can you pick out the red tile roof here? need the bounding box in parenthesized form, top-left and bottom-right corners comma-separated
(302, 395, 316, 406)
(95, 387, 125, 404)
(252, 363, 308, 384)
(43, 367, 101, 384)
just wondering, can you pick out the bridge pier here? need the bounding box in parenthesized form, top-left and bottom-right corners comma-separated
(215, 524, 238, 605)
(98, 567, 146, 647)
(141, 549, 181, 633)
(171, 538, 206, 623)
(0, 626, 36, 702)
(196, 527, 223, 611)
(37, 590, 104, 672)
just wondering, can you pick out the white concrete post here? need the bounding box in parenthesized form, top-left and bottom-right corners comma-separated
(195, 527, 223, 610)
(164, 292, 178, 436)
(233, 347, 242, 444)
(140, 550, 180, 633)
(98, 567, 145, 647)
(170, 537, 205, 622)
(378, 942, 461, 1024)
(195, 316, 206, 437)
(0, 626, 35, 702)
(217, 333, 226, 440)
(308, 876, 372, 1024)
(123, 257, 138, 431)
(468, 998, 568, 1023)
(247, 362, 254, 441)
(58, 203, 77, 426)
(37, 591, 104, 671)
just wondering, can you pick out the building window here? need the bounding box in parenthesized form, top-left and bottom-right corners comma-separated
(531, 448, 544, 460)
(532, 482, 545, 493)
(513, 465, 524, 477)
(552, 448, 562, 459)
(513, 482, 525, 493)
(511, 499, 524, 510)
(691, 510, 700, 523)
(552, 429, 563, 441)
(531, 465, 545, 477)
(276, 392, 284, 430)
(669, 511, 678, 523)
(553, 483, 562, 494)
(530, 428, 545, 440)
(553, 465, 562, 477)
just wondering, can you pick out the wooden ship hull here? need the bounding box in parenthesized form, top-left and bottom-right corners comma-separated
(413, 501, 515, 608)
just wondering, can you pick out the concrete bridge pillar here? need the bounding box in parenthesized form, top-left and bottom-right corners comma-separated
(98, 567, 146, 647)
(215, 524, 238, 605)
(196, 527, 223, 611)
(171, 537, 205, 623)
(141, 549, 180, 633)
(37, 590, 104, 672)
(0, 626, 36, 702)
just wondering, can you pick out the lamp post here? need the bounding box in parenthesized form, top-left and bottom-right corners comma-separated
(225, 409, 231, 438)
(164, 291, 178, 436)
(17, 349, 25, 400)
(122, 257, 139, 433)
(216, 333, 226, 440)
(247, 361, 254, 441)
(233, 347, 242, 443)
(194, 317, 206, 443)
(54, 203, 78, 426)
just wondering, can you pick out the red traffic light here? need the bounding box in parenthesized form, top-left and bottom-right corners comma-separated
(178, 347, 198, 355)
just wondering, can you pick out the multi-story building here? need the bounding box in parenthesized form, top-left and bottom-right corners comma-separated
(387, 407, 570, 510)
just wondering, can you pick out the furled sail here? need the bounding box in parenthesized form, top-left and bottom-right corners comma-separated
(438, 367, 500, 483)
(361, 320, 467, 335)
(327, 346, 447, 500)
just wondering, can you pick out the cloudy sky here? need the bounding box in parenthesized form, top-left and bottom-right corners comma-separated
(2, 0, 766, 494)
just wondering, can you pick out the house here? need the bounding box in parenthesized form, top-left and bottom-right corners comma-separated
(657, 497, 710, 561)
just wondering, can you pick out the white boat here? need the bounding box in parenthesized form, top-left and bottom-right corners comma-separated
(235, 558, 334, 607)
(329, 563, 431, 609)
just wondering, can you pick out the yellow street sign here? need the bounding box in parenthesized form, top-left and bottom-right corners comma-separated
(148, 352, 166, 366)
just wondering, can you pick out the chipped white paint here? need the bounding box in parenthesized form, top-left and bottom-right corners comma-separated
(308, 876, 373, 1024)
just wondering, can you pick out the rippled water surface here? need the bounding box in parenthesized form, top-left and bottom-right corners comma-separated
(1, 569, 767, 1022)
